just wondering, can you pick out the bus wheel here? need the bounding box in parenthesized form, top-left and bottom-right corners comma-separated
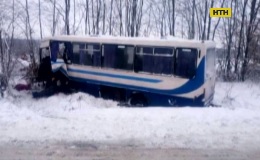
(129, 93, 147, 107)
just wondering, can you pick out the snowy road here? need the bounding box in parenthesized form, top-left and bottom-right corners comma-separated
(0, 82, 260, 159)
(1, 142, 259, 160)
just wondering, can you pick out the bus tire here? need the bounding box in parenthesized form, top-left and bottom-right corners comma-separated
(129, 93, 148, 107)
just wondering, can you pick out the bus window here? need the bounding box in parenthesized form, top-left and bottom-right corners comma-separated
(134, 47, 143, 72)
(175, 48, 198, 78)
(154, 47, 174, 75)
(64, 42, 73, 63)
(125, 46, 134, 70)
(154, 48, 173, 55)
(50, 41, 73, 63)
(134, 46, 153, 73)
(50, 41, 59, 62)
(72, 43, 81, 64)
(74, 43, 101, 67)
(40, 47, 50, 62)
(103, 44, 134, 70)
(91, 44, 101, 67)
(58, 43, 65, 58)
(142, 47, 153, 54)
(115, 45, 126, 70)
(103, 44, 116, 68)
(79, 44, 88, 65)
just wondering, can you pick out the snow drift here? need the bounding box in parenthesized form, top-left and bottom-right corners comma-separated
(0, 81, 260, 150)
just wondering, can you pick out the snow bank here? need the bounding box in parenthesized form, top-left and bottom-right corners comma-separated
(17, 58, 30, 68)
(213, 82, 260, 110)
(0, 82, 260, 150)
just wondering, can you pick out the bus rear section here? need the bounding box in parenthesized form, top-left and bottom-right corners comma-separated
(203, 48, 216, 106)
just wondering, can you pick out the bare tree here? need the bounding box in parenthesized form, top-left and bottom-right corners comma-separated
(116, 0, 123, 36)
(51, 0, 57, 36)
(206, 0, 214, 40)
(130, 0, 137, 37)
(84, 0, 90, 34)
(38, 0, 43, 39)
(159, 0, 167, 37)
(96, 0, 101, 35)
(91, 0, 95, 34)
(125, 0, 130, 36)
(212, 0, 225, 40)
(0, 0, 17, 92)
(21, 0, 38, 82)
(168, 0, 175, 36)
(109, 0, 114, 35)
(102, 1, 106, 34)
(201, 0, 208, 41)
(143, 1, 152, 36)
(73, 0, 76, 34)
(234, 0, 249, 74)
(65, 0, 70, 35)
(223, 0, 238, 79)
(190, 0, 195, 39)
(241, 0, 260, 81)
(135, 0, 143, 36)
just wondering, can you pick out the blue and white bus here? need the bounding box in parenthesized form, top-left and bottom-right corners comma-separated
(37, 35, 216, 106)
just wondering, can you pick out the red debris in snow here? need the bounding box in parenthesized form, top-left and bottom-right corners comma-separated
(14, 84, 31, 91)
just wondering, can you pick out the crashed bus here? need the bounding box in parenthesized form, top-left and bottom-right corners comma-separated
(35, 35, 216, 106)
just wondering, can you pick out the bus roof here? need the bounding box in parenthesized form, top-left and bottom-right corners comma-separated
(40, 35, 216, 49)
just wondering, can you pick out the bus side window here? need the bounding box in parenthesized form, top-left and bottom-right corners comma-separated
(101, 45, 104, 67)
(72, 43, 80, 64)
(134, 47, 143, 73)
(175, 48, 198, 78)
(116, 45, 134, 70)
(153, 47, 174, 75)
(50, 41, 59, 62)
(58, 43, 65, 58)
(103, 44, 117, 69)
(73, 43, 101, 67)
(40, 47, 50, 62)
(125, 46, 134, 70)
(134, 46, 153, 73)
(64, 42, 73, 63)
(79, 43, 87, 65)
(103, 44, 134, 70)
(92, 44, 101, 67)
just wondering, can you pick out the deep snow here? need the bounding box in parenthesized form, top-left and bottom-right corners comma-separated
(0, 81, 260, 150)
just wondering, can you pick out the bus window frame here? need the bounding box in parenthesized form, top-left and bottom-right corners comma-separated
(174, 47, 199, 79)
(153, 47, 174, 76)
(134, 46, 174, 76)
(39, 47, 50, 63)
(102, 44, 135, 72)
(134, 45, 154, 74)
(71, 42, 101, 67)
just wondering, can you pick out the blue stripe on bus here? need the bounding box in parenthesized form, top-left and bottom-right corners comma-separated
(166, 57, 205, 94)
(59, 57, 205, 95)
(52, 68, 60, 73)
(51, 61, 64, 64)
(67, 68, 162, 83)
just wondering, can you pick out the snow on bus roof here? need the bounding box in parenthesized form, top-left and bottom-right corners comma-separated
(41, 35, 216, 48)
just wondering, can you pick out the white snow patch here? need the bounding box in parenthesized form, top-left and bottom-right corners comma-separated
(17, 58, 30, 68)
(0, 82, 260, 150)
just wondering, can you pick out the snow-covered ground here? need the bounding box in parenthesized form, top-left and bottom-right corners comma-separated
(0, 81, 260, 151)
